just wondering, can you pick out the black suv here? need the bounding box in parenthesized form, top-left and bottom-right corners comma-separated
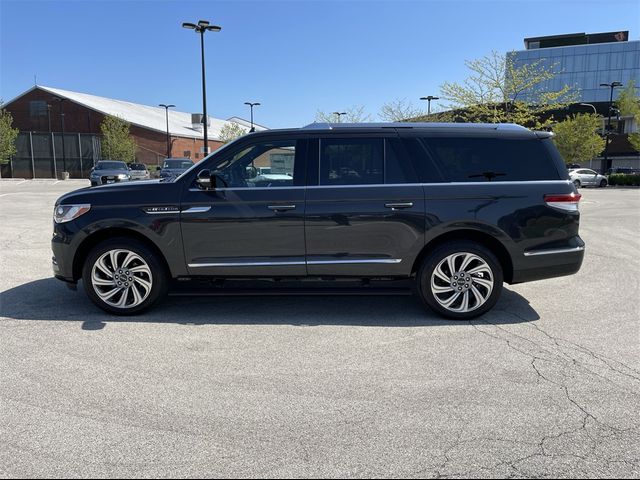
(52, 123, 584, 319)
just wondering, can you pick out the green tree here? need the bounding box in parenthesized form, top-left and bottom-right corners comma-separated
(100, 115, 137, 161)
(315, 105, 373, 123)
(0, 104, 18, 166)
(440, 50, 578, 128)
(379, 98, 424, 122)
(552, 114, 605, 165)
(218, 121, 247, 143)
(616, 80, 640, 152)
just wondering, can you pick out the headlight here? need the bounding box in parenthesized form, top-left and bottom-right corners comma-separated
(54, 204, 91, 224)
(118, 174, 130, 179)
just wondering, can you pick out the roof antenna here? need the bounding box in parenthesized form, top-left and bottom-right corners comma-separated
(34, 74, 37, 86)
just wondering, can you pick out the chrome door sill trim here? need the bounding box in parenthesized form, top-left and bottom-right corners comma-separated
(188, 259, 402, 268)
(523, 246, 585, 257)
(189, 261, 306, 268)
(307, 259, 402, 265)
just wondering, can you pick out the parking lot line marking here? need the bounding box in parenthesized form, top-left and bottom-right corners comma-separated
(0, 192, 29, 197)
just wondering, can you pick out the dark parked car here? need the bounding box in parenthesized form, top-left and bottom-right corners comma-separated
(89, 161, 131, 186)
(158, 158, 193, 180)
(52, 122, 584, 319)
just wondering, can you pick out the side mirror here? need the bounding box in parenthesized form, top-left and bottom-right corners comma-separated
(196, 169, 227, 190)
(156, 166, 161, 171)
(246, 165, 258, 179)
(196, 169, 212, 189)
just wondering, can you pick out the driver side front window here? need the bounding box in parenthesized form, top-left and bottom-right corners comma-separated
(213, 140, 297, 188)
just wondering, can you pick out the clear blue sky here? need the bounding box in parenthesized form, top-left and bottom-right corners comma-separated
(1, 0, 638, 128)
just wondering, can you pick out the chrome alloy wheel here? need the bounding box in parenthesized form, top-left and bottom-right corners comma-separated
(91, 249, 153, 309)
(430, 252, 494, 313)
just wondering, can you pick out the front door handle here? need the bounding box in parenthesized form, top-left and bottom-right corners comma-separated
(384, 202, 414, 210)
(267, 204, 296, 212)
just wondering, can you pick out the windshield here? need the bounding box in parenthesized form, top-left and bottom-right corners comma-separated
(163, 160, 193, 169)
(96, 161, 128, 170)
(129, 164, 147, 170)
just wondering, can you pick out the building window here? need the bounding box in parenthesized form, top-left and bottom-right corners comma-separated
(183, 150, 191, 158)
(29, 100, 47, 117)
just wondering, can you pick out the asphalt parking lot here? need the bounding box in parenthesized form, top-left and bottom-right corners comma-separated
(1, 179, 639, 478)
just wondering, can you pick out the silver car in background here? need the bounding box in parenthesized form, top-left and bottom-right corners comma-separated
(568, 168, 608, 188)
(127, 163, 151, 181)
(89, 161, 131, 186)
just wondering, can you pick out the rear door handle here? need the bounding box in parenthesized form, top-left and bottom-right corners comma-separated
(268, 204, 296, 212)
(384, 202, 414, 210)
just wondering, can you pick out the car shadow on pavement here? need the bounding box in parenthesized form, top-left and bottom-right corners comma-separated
(0, 277, 539, 330)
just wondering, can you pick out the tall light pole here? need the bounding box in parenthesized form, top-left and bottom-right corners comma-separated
(182, 19, 221, 156)
(420, 96, 439, 116)
(332, 111, 347, 123)
(600, 82, 623, 173)
(52, 97, 67, 173)
(159, 104, 175, 158)
(244, 102, 260, 132)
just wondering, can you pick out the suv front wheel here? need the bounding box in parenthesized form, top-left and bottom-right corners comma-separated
(416, 241, 503, 320)
(82, 238, 168, 315)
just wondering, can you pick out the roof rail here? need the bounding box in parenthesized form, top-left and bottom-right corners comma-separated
(301, 122, 529, 131)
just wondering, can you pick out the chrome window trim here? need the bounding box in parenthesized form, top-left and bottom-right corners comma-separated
(187, 180, 571, 192)
(523, 246, 585, 257)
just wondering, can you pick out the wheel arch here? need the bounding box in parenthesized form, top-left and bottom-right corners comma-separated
(411, 229, 514, 283)
(72, 227, 172, 281)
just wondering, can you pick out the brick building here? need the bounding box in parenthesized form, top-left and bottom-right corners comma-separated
(2, 85, 264, 178)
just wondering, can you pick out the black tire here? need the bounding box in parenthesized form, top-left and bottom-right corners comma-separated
(599, 179, 607, 188)
(90, 181, 97, 187)
(573, 179, 581, 188)
(415, 241, 503, 320)
(82, 237, 169, 315)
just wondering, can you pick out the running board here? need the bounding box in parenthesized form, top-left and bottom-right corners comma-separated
(169, 279, 413, 297)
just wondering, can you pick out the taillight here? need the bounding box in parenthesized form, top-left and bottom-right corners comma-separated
(544, 193, 582, 212)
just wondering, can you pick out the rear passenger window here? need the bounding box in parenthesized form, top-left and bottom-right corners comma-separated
(423, 137, 561, 182)
(320, 138, 383, 185)
(385, 138, 418, 184)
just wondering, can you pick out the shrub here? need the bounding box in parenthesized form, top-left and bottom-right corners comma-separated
(608, 174, 640, 186)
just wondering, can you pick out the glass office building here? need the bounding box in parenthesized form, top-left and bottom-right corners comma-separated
(508, 31, 640, 103)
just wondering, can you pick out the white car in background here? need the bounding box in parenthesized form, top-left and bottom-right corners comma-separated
(568, 168, 608, 188)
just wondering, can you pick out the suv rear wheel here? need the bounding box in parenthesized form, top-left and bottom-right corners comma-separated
(416, 241, 503, 320)
(82, 238, 168, 315)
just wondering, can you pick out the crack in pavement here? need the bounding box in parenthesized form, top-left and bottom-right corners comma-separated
(444, 317, 640, 478)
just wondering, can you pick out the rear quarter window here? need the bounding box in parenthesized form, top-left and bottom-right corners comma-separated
(423, 136, 561, 182)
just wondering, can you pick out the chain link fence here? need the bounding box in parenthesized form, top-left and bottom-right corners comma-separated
(1, 132, 101, 179)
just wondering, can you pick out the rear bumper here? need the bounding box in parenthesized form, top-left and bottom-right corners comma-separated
(511, 239, 585, 284)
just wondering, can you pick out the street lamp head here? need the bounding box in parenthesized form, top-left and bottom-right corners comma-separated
(206, 25, 222, 32)
(420, 96, 439, 101)
(600, 82, 623, 88)
(182, 22, 197, 29)
(198, 20, 210, 27)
